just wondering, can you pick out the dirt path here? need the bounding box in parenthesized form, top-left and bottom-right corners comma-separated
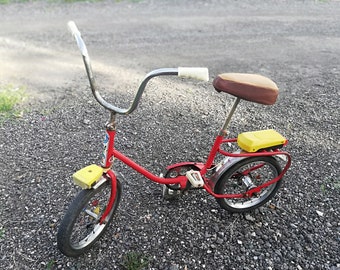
(2, 0, 339, 101)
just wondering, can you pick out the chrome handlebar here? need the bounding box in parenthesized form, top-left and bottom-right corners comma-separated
(67, 21, 209, 115)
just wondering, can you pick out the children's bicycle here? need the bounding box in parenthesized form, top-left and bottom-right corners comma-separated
(57, 21, 291, 257)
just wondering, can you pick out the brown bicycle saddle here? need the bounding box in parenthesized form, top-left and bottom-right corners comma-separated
(213, 73, 279, 105)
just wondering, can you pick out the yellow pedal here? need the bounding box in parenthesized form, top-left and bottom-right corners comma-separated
(73, 164, 104, 189)
(237, 129, 286, 153)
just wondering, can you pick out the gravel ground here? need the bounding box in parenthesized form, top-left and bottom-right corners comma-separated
(0, 0, 339, 269)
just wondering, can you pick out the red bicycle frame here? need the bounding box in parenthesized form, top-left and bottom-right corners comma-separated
(101, 113, 291, 200)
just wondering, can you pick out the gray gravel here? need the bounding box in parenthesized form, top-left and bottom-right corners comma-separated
(0, 0, 339, 269)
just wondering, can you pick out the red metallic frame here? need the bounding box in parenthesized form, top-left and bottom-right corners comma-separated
(99, 129, 291, 222)
(102, 129, 291, 199)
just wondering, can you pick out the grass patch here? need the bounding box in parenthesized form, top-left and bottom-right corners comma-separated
(321, 177, 340, 193)
(0, 84, 26, 123)
(122, 251, 149, 270)
(46, 259, 56, 270)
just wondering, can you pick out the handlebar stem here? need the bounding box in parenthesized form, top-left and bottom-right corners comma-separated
(106, 111, 117, 131)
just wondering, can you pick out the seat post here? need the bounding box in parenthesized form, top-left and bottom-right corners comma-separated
(219, 97, 241, 136)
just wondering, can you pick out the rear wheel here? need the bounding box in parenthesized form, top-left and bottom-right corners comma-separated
(57, 179, 121, 257)
(215, 156, 282, 213)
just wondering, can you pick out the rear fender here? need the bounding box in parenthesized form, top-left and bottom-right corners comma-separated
(208, 155, 246, 190)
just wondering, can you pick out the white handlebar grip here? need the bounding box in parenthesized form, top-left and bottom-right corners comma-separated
(67, 21, 80, 36)
(178, 67, 209, 81)
(67, 21, 89, 57)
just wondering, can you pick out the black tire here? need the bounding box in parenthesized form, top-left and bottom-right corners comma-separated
(57, 179, 121, 257)
(215, 156, 282, 213)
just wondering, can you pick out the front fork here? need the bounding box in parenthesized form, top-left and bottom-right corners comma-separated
(72, 112, 119, 223)
(99, 170, 117, 224)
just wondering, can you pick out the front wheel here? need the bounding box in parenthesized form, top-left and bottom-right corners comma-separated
(57, 178, 121, 257)
(215, 156, 282, 213)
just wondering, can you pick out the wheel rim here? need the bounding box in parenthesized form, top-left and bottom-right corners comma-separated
(222, 159, 279, 210)
(70, 185, 112, 249)
(76, 223, 106, 249)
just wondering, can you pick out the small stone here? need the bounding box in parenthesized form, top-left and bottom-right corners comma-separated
(245, 214, 256, 222)
(305, 234, 313, 243)
(316, 210, 324, 217)
(169, 264, 179, 270)
(83, 119, 91, 125)
(216, 238, 223, 244)
(289, 223, 297, 229)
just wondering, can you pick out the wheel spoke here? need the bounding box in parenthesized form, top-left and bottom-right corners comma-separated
(84, 208, 100, 219)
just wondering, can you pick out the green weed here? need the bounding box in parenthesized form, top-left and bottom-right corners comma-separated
(321, 178, 340, 193)
(0, 228, 5, 238)
(122, 251, 149, 270)
(46, 259, 55, 270)
(0, 84, 26, 122)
